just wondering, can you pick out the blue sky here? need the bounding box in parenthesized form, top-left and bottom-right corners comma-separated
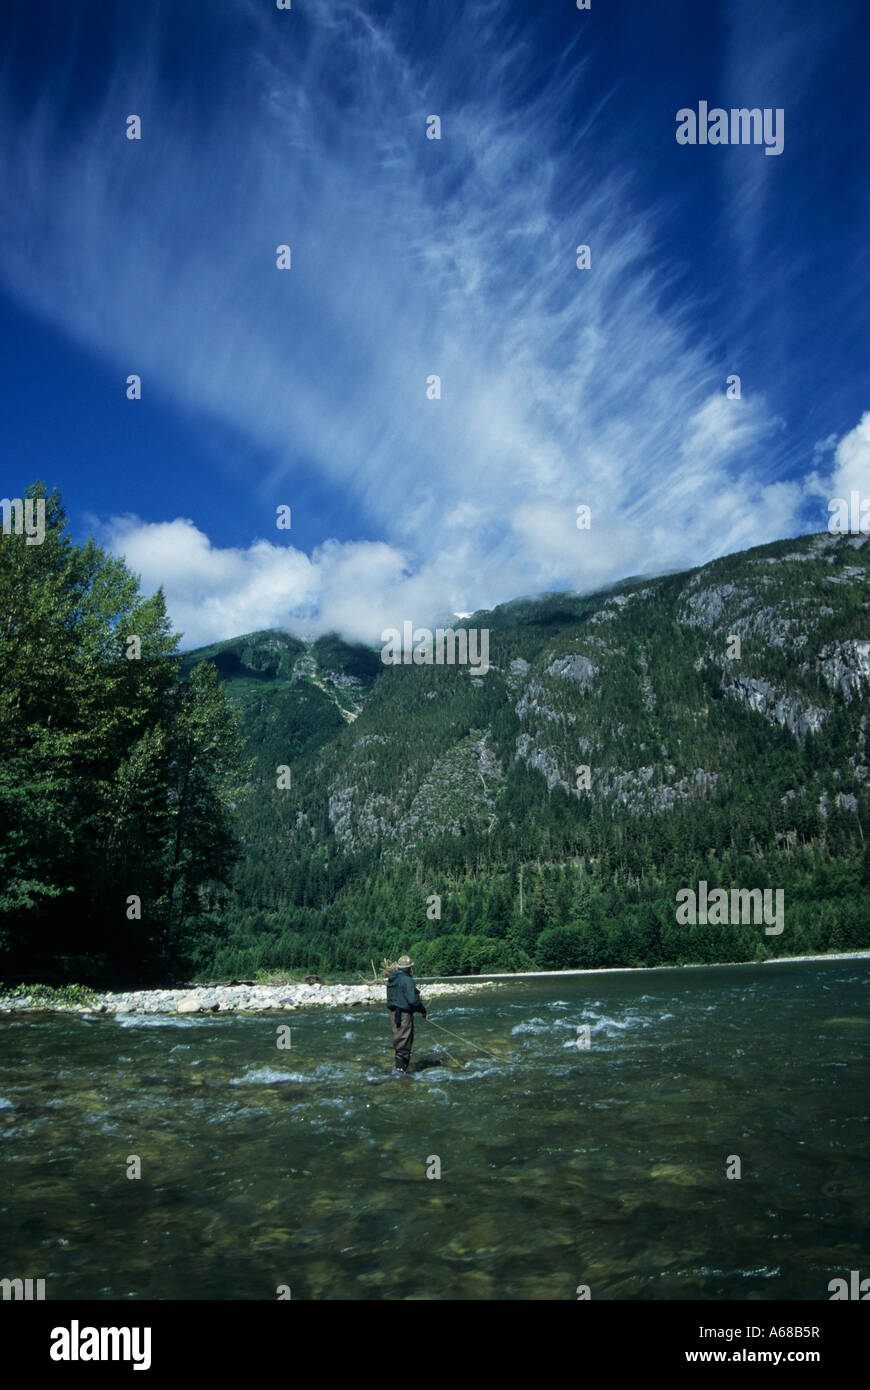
(1, 0, 868, 647)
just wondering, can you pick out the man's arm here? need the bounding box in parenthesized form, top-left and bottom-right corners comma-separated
(412, 982, 427, 1018)
(400, 975, 427, 1015)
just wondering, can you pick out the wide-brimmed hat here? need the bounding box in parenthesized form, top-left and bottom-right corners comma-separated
(396, 954, 413, 969)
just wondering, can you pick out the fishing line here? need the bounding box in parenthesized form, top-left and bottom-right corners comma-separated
(424, 1016, 501, 1059)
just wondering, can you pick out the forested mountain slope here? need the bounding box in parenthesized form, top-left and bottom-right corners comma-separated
(201, 530, 870, 978)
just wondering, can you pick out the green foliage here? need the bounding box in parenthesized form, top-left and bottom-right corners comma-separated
(0, 981, 98, 1005)
(536, 926, 584, 970)
(0, 484, 248, 981)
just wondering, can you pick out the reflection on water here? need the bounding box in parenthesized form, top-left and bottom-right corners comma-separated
(1, 962, 868, 1300)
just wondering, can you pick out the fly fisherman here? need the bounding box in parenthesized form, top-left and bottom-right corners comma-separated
(386, 955, 427, 1073)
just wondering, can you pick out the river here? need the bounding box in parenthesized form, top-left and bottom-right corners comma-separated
(1, 960, 867, 1299)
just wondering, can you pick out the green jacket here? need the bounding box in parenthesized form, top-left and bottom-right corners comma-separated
(386, 968, 426, 1014)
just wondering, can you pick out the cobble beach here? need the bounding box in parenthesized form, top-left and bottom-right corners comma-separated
(0, 978, 499, 1015)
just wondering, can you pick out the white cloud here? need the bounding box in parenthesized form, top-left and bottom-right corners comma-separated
(829, 412, 870, 498)
(803, 411, 870, 524)
(102, 516, 319, 646)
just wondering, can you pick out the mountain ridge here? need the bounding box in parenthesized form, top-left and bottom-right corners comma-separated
(184, 528, 870, 979)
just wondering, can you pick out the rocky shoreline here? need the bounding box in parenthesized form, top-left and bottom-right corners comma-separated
(0, 978, 499, 1016)
(4, 951, 865, 1016)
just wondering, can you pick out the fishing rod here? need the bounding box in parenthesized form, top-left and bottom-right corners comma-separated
(424, 1016, 501, 1060)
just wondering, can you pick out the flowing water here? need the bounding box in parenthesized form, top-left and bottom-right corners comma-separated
(1, 961, 868, 1300)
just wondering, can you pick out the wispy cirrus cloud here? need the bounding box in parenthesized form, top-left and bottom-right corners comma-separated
(0, 0, 840, 644)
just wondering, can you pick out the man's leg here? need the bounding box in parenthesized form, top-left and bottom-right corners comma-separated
(403, 1012, 415, 1069)
(392, 1009, 414, 1071)
(390, 1007, 404, 1068)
